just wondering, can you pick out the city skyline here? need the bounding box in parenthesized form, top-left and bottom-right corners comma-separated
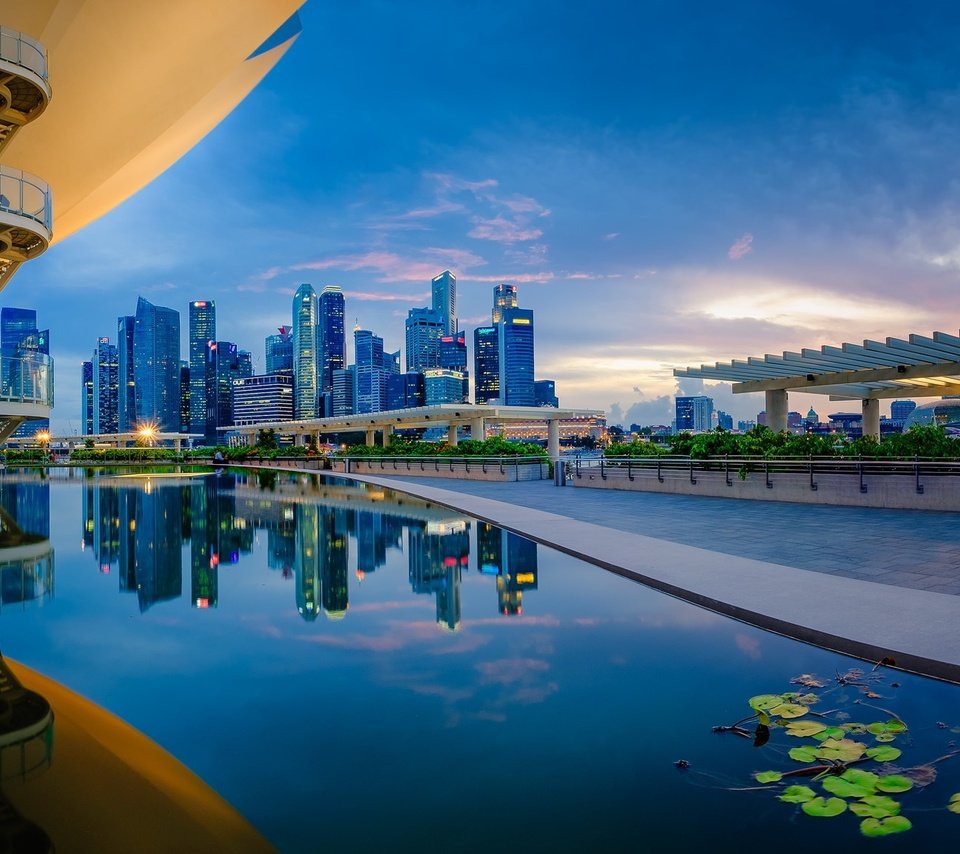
(6, 2, 960, 431)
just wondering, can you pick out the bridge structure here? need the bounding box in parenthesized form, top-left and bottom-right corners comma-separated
(675, 329, 960, 438)
(226, 404, 605, 461)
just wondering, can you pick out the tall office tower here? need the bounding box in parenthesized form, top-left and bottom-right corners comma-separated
(233, 374, 294, 424)
(675, 395, 713, 432)
(81, 360, 94, 434)
(237, 350, 253, 379)
(354, 328, 386, 414)
(440, 331, 468, 402)
(332, 367, 355, 416)
(891, 400, 917, 421)
(265, 325, 293, 375)
(117, 315, 136, 431)
(431, 270, 456, 335)
(534, 379, 558, 407)
(92, 337, 119, 433)
(492, 283, 518, 324)
(1, 307, 51, 436)
(318, 285, 345, 393)
(188, 300, 216, 434)
(292, 283, 318, 418)
(424, 369, 467, 405)
(180, 362, 191, 432)
(474, 325, 499, 403)
(405, 307, 444, 372)
(386, 372, 425, 410)
(133, 296, 181, 432)
(205, 341, 244, 443)
(498, 307, 535, 406)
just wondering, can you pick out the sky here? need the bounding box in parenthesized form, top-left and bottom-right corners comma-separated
(10, 0, 960, 433)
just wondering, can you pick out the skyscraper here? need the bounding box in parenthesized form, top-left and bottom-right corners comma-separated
(492, 283, 518, 324)
(117, 315, 136, 431)
(404, 307, 444, 372)
(265, 325, 293, 375)
(292, 284, 318, 419)
(431, 270, 456, 335)
(180, 362, 191, 433)
(81, 360, 94, 434)
(474, 326, 499, 404)
(1, 307, 50, 437)
(498, 307, 535, 406)
(92, 337, 119, 433)
(332, 367, 355, 416)
(133, 296, 181, 431)
(354, 328, 386, 414)
(188, 300, 216, 434)
(206, 341, 244, 442)
(318, 285, 345, 393)
(440, 331, 468, 403)
(534, 379, 558, 407)
(675, 395, 713, 432)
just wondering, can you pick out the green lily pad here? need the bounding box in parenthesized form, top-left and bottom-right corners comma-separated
(885, 720, 907, 733)
(749, 694, 784, 711)
(757, 711, 771, 726)
(850, 796, 900, 819)
(843, 723, 868, 734)
(802, 796, 847, 817)
(821, 776, 872, 798)
(789, 746, 818, 763)
(948, 793, 960, 814)
(815, 738, 867, 763)
(779, 785, 816, 804)
(865, 746, 902, 762)
(796, 693, 819, 705)
(860, 816, 912, 837)
(876, 775, 913, 794)
(841, 769, 880, 789)
(874, 733, 897, 743)
(771, 702, 809, 719)
(822, 726, 845, 739)
(785, 720, 827, 738)
(754, 771, 783, 784)
(868, 720, 907, 736)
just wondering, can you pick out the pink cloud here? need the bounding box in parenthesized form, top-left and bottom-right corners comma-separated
(728, 232, 754, 260)
(468, 216, 544, 243)
(351, 290, 430, 301)
(566, 272, 600, 280)
(460, 271, 554, 283)
(289, 249, 482, 283)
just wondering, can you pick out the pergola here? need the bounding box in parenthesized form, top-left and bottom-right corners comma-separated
(674, 330, 960, 437)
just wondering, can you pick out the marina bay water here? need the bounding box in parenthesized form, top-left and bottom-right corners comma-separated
(1, 467, 959, 852)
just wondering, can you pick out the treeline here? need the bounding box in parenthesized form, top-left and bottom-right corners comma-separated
(336, 436, 547, 458)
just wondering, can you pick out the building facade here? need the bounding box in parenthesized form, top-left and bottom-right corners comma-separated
(117, 315, 136, 431)
(81, 360, 94, 434)
(675, 395, 713, 432)
(265, 326, 293, 375)
(355, 329, 386, 414)
(386, 371, 425, 410)
(424, 369, 467, 405)
(498, 307, 535, 406)
(534, 379, 558, 408)
(188, 300, 216, 434)
(232, 374, 294, 425)
(318, 285, 345, 393)
(492, 283, 518, 324)
(431, 270, 456, 335)
(92, 337, 119, 433)
(474, 325, 499, 403)
(133, 297, 181, 432)
(292, 283, 318, 419)
(332, 367, 355, 416)
(405, 307, 444, 373)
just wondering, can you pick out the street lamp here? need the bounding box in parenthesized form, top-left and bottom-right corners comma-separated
(136, 422, 158, 447)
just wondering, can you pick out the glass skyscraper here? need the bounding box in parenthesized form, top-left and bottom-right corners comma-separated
(474, 326, 499, 403)
(265, 325, 293, 375)
(318, 285, 345, 393)
(81, 360, 94, 434)
(133, 296, 181, 431)
(405, 307, 444, 372)
(1, 307, 50, 436)
(188, 300, 216, 434)
(205, 340, 244, 442)
(498, 307, 535, 406)
(117, 315, 136, 431)
(492, 283, 518, 324)
(292, 283, 318, 419)
(431, 270, 456, 335)
(354, 329, 386, 414)
(93, 336, 119, 433)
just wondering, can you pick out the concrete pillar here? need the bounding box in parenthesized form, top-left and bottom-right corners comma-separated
(383, 425, 394, 447)
(547, 419, 561, 461)
(861, 398, 880, 440)
(447, 424, 459, 447)
(174, 437, 182, 452)
(365, 429, 376, 447)
(470, 417, 485, 440)
(765, 389, 788, 432)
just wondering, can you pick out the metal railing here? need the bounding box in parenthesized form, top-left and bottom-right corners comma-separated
(0, 352, 54, 406)
(0, 27, 48, 82)
(0, 166, 52, 233)
(335, 455, 549, 478)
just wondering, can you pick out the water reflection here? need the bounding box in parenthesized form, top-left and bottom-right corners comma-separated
(0, 474, 52, 611)
(75, 471, 538, 627)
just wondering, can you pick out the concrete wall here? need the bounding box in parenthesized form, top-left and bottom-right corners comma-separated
(570, 464, 959, 510)
(331, 458, 548, 482)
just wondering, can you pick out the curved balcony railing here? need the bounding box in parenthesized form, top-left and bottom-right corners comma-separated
(0, 352, 54, 408)
(0, 27, 48, 83)
(0, 166, 52, 234)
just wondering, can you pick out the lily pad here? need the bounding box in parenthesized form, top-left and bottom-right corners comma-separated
(850, 796, 900, 819)
(749, 694, 784, 711)
(754, 771, 783, 784)
(822, 776, 874, 799)
(841, 769, 880, 789)
(868, 720, 907, 736)
(876, 775, 913, 794)
(815, 738, 867, 763)
(949, 793, 960, 814)
(779, 785, 816, 804)
(791, 674, 826, 688)
(860, 816, 912, 837)
(843, 723, 868, 734)
(866, 746, 902, 762)
(785, 720, 827, 738)
(801, 796, 847, 817)
(770, 702, 809, 719)
(789, 746, 819, 763)
(796, 693, 820, 705)
(874, 733, 897, 743)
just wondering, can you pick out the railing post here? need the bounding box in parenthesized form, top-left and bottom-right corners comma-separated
(915, 455, 924, 495)
(725, 454, 732, 487)
(765, 461, 773, 489)
(657, 457, 663, 483)
(600, 458, 606, 480)
(809, 454, 817, 491)
(689, 459, 696, 485)
(858, 455, 867, 494)
(627, 458, 634, 481)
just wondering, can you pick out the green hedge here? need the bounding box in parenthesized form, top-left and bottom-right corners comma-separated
(336, 436, 547, 458)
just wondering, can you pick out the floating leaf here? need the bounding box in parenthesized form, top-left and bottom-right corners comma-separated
(771, 703, 809, 719)
(866, 746, 902, 762)
(850, 796, 900, 819)
(815, 738, 867, 763)
(948, 793, 960, 814)
(822, 776, 874, 798)
(869, 720, 907, 736)
(757, 711, 771, 727)
(860, 816, 912, 837)
(843, 723, 867, 734)
(842, 769, 879, 789)
(796, 693, 820, 706)
(754, 771, 783, 784)
(802, 796, 847, 817)
(791, 674, 826, 688)
(823, 726, 846, 738)
(785, 721, 827, 738)
(753, 724, 770, 748)
(876, 775, 913, 794)
(789, 746, 818, 763)
(874, 733, 897, 743)
(779, 785, 816, 804)
(749, 694, 784, 711)
(885, 720, 907, 733)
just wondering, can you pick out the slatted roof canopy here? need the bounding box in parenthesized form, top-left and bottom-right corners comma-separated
(674, 330, 960, 400)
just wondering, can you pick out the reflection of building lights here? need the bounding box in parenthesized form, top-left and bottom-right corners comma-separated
(209, 553, 219, 568)
(100, 564, 110, 574)
(196, 598, 210, 609)
(356, 570, 365, 582)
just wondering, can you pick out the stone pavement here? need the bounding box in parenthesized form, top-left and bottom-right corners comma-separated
(355, 476, 960, 596)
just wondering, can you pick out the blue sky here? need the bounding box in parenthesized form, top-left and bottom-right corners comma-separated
(11, 0, 960, 432)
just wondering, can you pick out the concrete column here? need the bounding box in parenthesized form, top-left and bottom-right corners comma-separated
(861, 398, 880, 440)
(365, 429, 376, 447)
(470, 417, 485, 441)
(547, 419, 561, 461)
(447, 424, 459, 446)
(383, 425, 394, 447)
(175, 438, 182, 452)
(765, 389, 788, 432)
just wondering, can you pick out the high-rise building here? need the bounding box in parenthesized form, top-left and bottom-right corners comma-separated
(292, 284, 318, 419)
(188, 300, 216, 434)
(492, 283, 518, 324)
(891, 400, 917, 421)
(117, 315, 136, 431)
(431, 270, 456, 335)
(386, 372, 424, 410)
(717, 409, 734, 430)
(180, 362, 191, 433)
(318, 285, 345, 393)
(675, 395, 713, 432)
(474, 326, 499, 403)
(332, 367, 355, 416)
(232, 374, 294, 424)
(133, 297, 181, 432)
(404, 307, 444, 372)
(498, 307, 535, 406)
(81, 360, 94, 434)
(424, 369, 467, 405)
(237, 350, 253, 379)
(534, 379, 558, 408)
(206, 341, 244, 442)
(355, 329, 387, 414)
(1, 308, 50, 437)
(92, 337, 119, 433)
(265, 326, 293, 375)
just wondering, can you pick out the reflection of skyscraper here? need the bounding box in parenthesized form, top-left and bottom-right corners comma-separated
(497, 532, 538, 617)
(190, 479, 219, 609)
(320, 509, 348, 619)
(92, 483, 120, 572)
(295, 504, 320, 621)
(0, 478, 53, 610)
(134, 486, 183, 612)
(408, 519, 468, 631)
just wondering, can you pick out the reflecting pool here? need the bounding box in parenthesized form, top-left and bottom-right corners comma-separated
(2, 467, 960, 852)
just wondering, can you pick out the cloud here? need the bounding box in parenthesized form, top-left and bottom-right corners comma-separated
(458, 271, 554, 283)
(468, 215, 544, 243)
(728, 232, 754, 260)
(603, 232, 621, 241)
